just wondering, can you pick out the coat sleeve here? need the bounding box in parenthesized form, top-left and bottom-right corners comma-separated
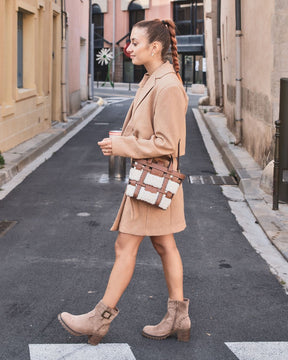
(111, 85, 187, 159)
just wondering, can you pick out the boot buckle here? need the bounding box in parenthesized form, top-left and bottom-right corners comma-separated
(101, 310, 112, 319)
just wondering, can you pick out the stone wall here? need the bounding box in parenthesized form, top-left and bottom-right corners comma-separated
(271, 0, 288, 129)
(203, 0, 220, 105)
(218, 0, 279, 167)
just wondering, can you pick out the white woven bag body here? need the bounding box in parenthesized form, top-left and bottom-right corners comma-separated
(126, 158, 185, 210)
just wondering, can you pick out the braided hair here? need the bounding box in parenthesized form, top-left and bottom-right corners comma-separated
(133, 19, 182, 83)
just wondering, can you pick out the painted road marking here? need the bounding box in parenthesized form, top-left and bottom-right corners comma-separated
(29, 343, 136, 360)
(105, 97, 131, 105)
(28, 342, 288, 359)
(226, 342, 288, 359)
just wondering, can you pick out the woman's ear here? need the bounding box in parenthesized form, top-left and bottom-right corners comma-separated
(152, 41, 162, 56)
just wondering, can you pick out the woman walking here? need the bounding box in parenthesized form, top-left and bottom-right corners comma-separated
(58, 18, 190, 345)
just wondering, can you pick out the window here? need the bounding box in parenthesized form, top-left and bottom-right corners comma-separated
(17, 11, 23, 88)
(173, 1, 204, 35)
(127, 0, 145, 83)
(92, 4, 104, 48)
(128, 0, 144, 32)
(92, 4, 107, 82)
(17, 9, 35, 90)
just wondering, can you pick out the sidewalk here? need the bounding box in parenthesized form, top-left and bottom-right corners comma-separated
(199, 106, 288, 263)
(95, 81, 205, 96)
(0, 98, 103, 188)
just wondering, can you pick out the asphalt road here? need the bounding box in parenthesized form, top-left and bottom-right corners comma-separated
(0, 94, 288, 360)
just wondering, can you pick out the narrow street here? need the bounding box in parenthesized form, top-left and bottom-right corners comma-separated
(0, 93, 288, 360)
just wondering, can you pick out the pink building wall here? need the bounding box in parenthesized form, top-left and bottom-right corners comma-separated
(66, 1, 89, 114)
(104, 0, 173, 48)
(145, 0, 172, 21)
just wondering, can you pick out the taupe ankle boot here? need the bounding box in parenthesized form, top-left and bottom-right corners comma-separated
(58, 300, 119, 345)
(142, 298, 191, 342)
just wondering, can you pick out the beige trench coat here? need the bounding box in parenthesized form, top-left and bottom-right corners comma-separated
(110, 61, 188, 236)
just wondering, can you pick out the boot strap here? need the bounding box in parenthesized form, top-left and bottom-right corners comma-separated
(101, 310, 112, 319)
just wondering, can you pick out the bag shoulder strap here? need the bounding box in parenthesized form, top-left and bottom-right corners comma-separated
(177, 140, 180, 171)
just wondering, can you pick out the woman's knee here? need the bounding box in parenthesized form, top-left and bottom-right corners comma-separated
(114, 232, 143, 259)
(151, 240, 165, 256)
(151, 234, 177, 256)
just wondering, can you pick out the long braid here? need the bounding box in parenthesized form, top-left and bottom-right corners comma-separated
(163, 19, 182, 83)
(134, 18, 182, 83)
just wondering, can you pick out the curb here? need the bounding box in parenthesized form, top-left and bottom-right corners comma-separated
(0, 99, 103, 188)
(198, 106, 288, 263)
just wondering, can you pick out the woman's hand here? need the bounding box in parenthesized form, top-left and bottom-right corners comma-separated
(98, 138, 112, 156)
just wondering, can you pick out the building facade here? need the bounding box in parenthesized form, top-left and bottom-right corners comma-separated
(92, 0, 205, 85)
(204, 0, 288, 168)
(0, 0, 89, 153)
(66, 1, 90, 115)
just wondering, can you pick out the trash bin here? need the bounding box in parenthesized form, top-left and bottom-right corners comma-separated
(108, 130, 126, 180)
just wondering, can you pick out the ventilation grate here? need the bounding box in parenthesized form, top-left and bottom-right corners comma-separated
(188, 175, 237, 185)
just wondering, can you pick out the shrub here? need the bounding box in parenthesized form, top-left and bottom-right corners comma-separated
(0, 151, 5, 168)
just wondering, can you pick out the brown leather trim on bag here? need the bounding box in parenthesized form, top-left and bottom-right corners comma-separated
(128, 157, 185, 209)
(134, 159, 185, 181)
(133, 163, 149, 198)
(155, 175, 169, 206)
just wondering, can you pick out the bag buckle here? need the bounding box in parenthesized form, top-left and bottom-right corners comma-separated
(101, 310, 112, 319)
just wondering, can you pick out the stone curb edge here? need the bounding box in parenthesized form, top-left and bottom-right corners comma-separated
(198, 107, 288, 264)
(0, 99, 103, 189)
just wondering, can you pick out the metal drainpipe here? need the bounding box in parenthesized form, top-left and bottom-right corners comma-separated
(217, 0, 223, 107)
(235, 0, 242, 144)
(61, 0, 67, 122)
(88, 0, 93, 100)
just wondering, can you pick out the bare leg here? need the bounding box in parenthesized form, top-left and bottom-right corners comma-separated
(102, 232, 144, 308)
(150, 234, 183, 301)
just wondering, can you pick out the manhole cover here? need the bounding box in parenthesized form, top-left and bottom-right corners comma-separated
(188, 175, 237, 185)
(0, 221, 17, 237)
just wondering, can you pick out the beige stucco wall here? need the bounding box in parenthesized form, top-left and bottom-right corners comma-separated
(271, 0, 288, 130)
(0, 0, 90, 153)
(240, 0, 274, 165)
(0, 0, 61, 153)
(203, 0, 218, 105)
(211, 0, 288, 167)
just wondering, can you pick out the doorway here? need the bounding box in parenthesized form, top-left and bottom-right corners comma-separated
(180, 54, 204, 85)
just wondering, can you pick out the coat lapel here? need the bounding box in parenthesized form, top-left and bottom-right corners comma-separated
(132, 74, 156, 116)
(121, 101, 134, 134)
(132, 62, 176, 115)
(122, 62, 176, 134)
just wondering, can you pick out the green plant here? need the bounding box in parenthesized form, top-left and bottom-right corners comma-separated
(0, 151, 5, 169)
(229, 169, 236, 178)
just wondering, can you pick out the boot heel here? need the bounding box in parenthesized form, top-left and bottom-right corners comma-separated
(177, 328, 190, 342)
(88, 334, 103, 346)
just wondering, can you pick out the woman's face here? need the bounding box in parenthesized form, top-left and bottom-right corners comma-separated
(127, 27, 153, 67)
